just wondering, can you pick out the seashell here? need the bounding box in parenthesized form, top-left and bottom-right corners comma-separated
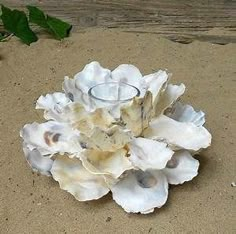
(74, 61, 111, 94)
(61, 102, 88, 125)
(51, 156, 110, 201)
(80, 148, 133, 179)
(22, 143, 53, 176)
(63, 76, 96, 112)
(111, 64, 147, 97)
(79, 125, 133, 152)
(129, 137, 174, 171)
(144, 115, 211, 152)
(154, 83, 185, 117)
(20, 121, 82, 156)
(142, 70, 169, 103)
(165, 101, 205, 126)
(88, 108, 116, 130)
(111, 170, 168, 214)
(36, 92, 71, 121)
(163, 150, 199, 185)
(63, 76, 77, 102)
(63, 61, 111, 112)
(62, 102, 115, 135)
(120, 91, 153, 136)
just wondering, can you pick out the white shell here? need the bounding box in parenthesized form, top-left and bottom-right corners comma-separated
(111, 64, 146, 97)
(166, 102, 205, 126)
(120, 91, 153, 136)
(62, 102, 115, 135)
(142, 70, 169, 102)
(23, 143, 53, 176)
(155, 83, 185, 116)
(163, 150, 199, 185)
(80, 125, 133, 152)
(36, 92, 71, 121)
(111, 170, 168, 214)
(80, 149, 133, 179)
(51, 156, 109, 201)
(20, 121, 82, 155)
(74, 61, 111, 94)
(129, 138, 174, 171)
(63, 76, 95, 111)
(144, 115, 211, 152)
(63, 61, 111, 112)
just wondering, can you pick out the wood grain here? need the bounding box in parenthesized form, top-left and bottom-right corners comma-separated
(1, 0, 236, 44)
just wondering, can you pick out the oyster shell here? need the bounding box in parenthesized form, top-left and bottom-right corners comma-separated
(129, 137, 174, 171)
(120, 91, 153, 136)
(63, 61, 111, 111)
(23, 143, 53, 176)
(74, 61, 111, 94)
(80, 149, 133, 179)
(62, 102, 115, 135)
(20, 121, 82, 155)
(36, 92, 71, 121)
(79, 125, 133, 152)
(111, 64, 146, 97)
(154, 83, 185, 116)
(111, 170, 168, 214)
(163, 150, 199, 185)
(63, 76, 95, 111)
(166, 101, 205, 127)
(51, 156, 109, 201)
(142, 70, 169, 103)
(144, 115, 211, 151)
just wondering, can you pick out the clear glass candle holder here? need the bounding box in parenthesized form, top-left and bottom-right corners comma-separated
(88, 82, 140, 106)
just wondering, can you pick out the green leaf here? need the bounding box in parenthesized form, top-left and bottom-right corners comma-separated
(27, 6, 72, 40)
(46, 15, 72, 40)
(27, 5, 49, 29)
(1, 5, 38, 45)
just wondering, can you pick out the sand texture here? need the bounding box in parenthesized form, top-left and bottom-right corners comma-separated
(0, 29, 235, 233)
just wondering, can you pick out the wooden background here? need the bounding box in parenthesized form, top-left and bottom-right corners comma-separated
(1, 0, 236, 44)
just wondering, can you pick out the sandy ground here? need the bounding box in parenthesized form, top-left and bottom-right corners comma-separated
(0, 29, 235, 233)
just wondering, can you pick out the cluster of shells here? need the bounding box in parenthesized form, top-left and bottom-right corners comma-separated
(20, 61, 212, 214)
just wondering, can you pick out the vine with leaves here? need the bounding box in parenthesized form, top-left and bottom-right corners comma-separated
(0, 5, 72, 45)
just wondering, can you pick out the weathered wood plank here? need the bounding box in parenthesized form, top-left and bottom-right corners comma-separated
(1, 0, 236, 44)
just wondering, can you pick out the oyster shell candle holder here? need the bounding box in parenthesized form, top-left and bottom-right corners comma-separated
(20, 61, 212, 214)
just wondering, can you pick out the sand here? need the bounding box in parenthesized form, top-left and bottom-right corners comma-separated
(0, 29, 235, 233)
